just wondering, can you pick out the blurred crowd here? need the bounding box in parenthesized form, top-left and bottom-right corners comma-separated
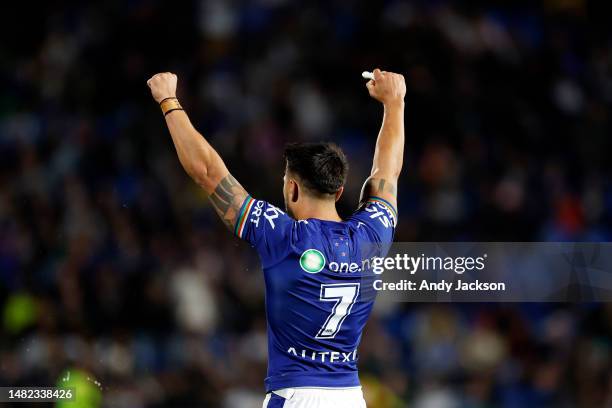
(1, 0, 611, 407)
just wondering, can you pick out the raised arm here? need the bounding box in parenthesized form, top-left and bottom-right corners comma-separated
(147, 72, 248, 231)
(359, 68, 406, 210)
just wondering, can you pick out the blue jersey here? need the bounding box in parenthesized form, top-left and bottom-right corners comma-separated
(234, 195, 397, 392)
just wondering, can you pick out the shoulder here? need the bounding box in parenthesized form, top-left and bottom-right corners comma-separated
(349, 198, 396, 227)
(345, 198, 396, 244)
(237, 199, 291, 236)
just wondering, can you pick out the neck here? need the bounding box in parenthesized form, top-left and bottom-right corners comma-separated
(292, 197, 342, 222)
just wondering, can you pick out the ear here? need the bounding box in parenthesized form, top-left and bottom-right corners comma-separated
(290, 179, 299, 203)
(335, 186, 344, 202)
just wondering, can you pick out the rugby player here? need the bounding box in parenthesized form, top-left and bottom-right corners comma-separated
(147, 68, 405, 407)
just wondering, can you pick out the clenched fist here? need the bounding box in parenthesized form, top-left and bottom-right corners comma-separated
(147, 72, 178, 103)
(366, 68, 406, 106)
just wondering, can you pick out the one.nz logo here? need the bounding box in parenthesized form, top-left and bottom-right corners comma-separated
(299, 249, 326, 274)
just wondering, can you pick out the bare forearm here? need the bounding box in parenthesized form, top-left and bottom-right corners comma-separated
(371, 102, 405, 179)
(164, 110, 228, 193)
(164, 111, 247, 229)
(147, 72, 249, 231)
(360, 68, 406, 208)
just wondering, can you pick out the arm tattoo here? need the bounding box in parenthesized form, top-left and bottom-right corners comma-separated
(209, 174, 248, 230)
(367, 177, 396, 196)
(359, 177, 397, 205)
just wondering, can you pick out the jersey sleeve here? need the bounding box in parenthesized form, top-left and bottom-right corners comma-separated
(349, 196, 397, 245)
(234, 196, 294, 264)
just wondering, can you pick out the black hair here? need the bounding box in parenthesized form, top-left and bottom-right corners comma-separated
(283, 142, 348, 197)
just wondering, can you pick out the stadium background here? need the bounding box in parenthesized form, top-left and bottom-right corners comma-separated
(1, 0, 611, 407)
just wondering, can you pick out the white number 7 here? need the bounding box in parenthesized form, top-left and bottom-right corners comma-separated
(316, 283, 360, 339)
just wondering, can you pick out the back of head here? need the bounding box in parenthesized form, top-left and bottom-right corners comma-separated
(284, 142, 349, 198)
